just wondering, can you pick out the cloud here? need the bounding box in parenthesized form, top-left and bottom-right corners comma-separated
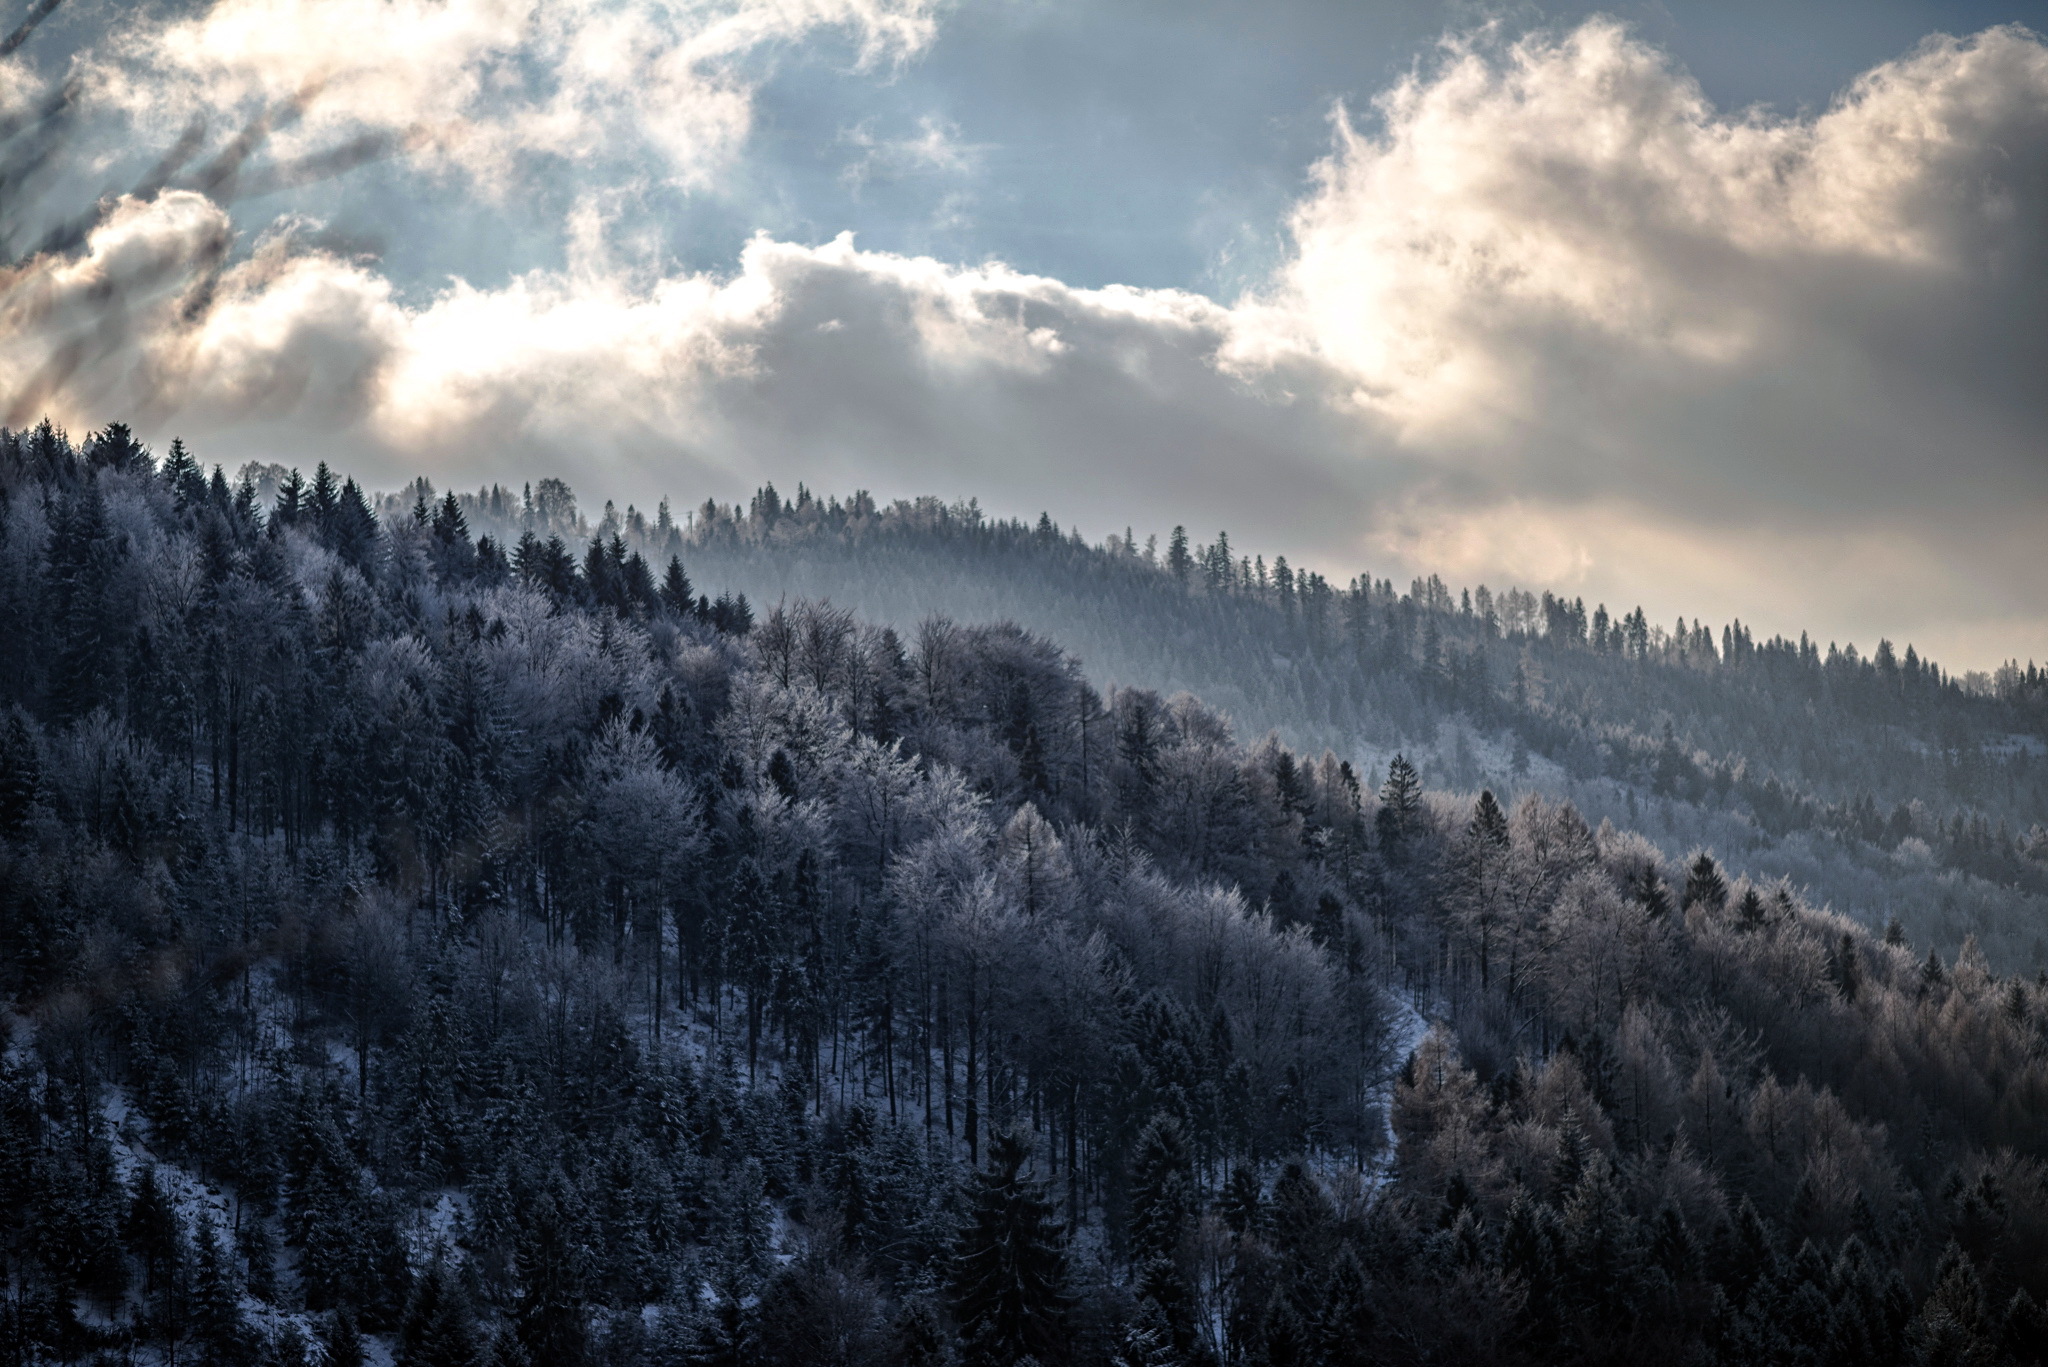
(840, 113, 983, 193)
(5, 17, 2048, 666)
(92, 0, 943, 194)
(1262, 19, 2048, 656)
(7, 196, 1370, 508)
(1275, 21, 2048, 488)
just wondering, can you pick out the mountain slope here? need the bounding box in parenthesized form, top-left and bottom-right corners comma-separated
(425, 476, 2048, 968)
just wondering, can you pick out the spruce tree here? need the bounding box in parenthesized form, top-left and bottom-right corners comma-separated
(1468, 788, 1509, 850)
(952, 1132, 1069, 1366)
(325, 1308, 367, 1367)
(401, 1260, 482, 1367)
(163, 438, 207, 510)
(126, 1163, 183, 1303)
(273, 466, 307, 526)
(48, 485, 120, 720)
(1377, 754, 1423, 857)
(192, 1218, 254, 1366)
(330, 478, 382, 570)
(1316, 1247, 1377, 1366)
(237, 1214, 278, 1302)
(514, 1185, 590, 1366)
(1221, 1166, 1264, 1240)
(1166, 526, 1191, 587)
(1682, 852, 1728, 912)
(661, 557, 695, 616)
(0, 713, 42, 837)
(1126, 1112, 1198, 1350)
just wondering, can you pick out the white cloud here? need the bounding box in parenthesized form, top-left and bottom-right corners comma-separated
(96, 0, 943, 192)
(839, 114, 984, 195)
(1276, 20, 2048, 448)
(1259, 19, 2048, 657)
(6, 18, 2048, 667)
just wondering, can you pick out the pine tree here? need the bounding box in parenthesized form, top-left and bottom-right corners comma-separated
(1127, 1113, 1195, 1265)
(1468, 788, 1509, 850)
(48, 484, 122, 720)
(0, 713, 42, 836)
(1126, 1113, 1198, 1350)
(1832, 932, 1863, 1001)
(273, 1318, 317, 1366)
(401, 1260, 482, 1367)
(274, 466, 308, 526)
(325, 1308, 367, 1367)
(163, 438, 207, 509)
(1502, 1193, 1562, 1344)
(661, 557, 695, 616)
(485, 1325, 533, 1367)
(952, 1132, 1069, 1366)
(432, 491, 476, 578)
(1914, 1241, 1998, 1365)
(83, 421, 148, 473)
(1681, 852, 1727, 912)
(1166, 526, 1191, 587)
(1221, 1166, 1264, 1240)
(1256, 1297, 1311, 1367)
(1377, 754, 1423, 857)
(330, 478, 382, 570)
(308, 460, 340, 530)
(193, 1217, 255, 1366)
(126, 1163, 183, 1302)
(892, 1297, 950, 1367)
(514, 1185, 589, 1366)
(1316, 1246, 1377, 1366)
(237, 1213, 278, 1302)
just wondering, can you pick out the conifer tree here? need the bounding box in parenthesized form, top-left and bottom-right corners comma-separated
(1166, 526, 1191, 588)
(1221, 1166, 1264, 1240)
(1377, 754, 1423, 857)
(661, 556, 695, 616)
(192, 1216, 255, 1365)
(48, 485, 121, 720)
(274, 467, 307, 526)
(1681, 852, 1728, 912)
(952, 1133, 1068, 1366)
(1127, 1113, 1198, 1349)
(325, 1308, 367, 1367)
(515, 1185, 590, 1366)
(127, 1163, 184, 1307)
(330, 478, 383, 570)
(0, 713, 42, 837)
(1468, 787, 1509, 849)
(401, 1260, 482, 1367)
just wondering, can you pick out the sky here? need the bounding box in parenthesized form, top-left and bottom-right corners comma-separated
(3, 0, 2046, 671)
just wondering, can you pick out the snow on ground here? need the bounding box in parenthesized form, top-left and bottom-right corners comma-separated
(1369, 986, 1433, 1187)
(96, 1085, 339, 1362)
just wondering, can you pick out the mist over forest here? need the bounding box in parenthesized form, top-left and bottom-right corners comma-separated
(3, 422, 2047, 1367)
(413, 467, 2048, 971)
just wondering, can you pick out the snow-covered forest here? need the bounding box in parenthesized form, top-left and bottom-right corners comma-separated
(5, 422, 2048, 1366)
(401, 469, 2048, 970)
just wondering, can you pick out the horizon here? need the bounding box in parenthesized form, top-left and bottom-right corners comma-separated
(159, 436, 2048, 689)
(4, 0, 2046, 669)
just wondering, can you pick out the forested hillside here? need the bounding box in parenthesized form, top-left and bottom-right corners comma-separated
(5, 422, 2048, 1367)
(380, 472, 2048, 971)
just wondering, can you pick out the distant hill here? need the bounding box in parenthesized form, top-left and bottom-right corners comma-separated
(418, 476, 2048, 969)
